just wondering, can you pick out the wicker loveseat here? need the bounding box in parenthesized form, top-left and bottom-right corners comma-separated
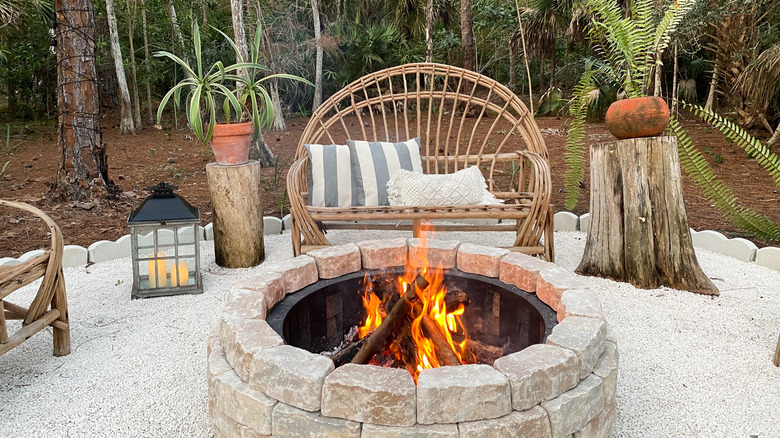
(287, 63, 554, 261)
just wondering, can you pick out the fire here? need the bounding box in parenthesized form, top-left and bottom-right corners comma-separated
(357, 222, 474, 381)
(357, 273, 385, 338)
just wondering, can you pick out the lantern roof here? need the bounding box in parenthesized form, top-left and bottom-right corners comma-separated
(127, 182, 200, 225)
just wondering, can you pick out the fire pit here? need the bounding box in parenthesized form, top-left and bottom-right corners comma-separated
(208, 239, 618, 437)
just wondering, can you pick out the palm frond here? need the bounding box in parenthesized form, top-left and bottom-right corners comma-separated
(670, 116, 780, 240)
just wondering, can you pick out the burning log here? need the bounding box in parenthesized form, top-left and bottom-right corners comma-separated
(444, 289, 470, 310)
(351, 275, 429, 364)
(420, 315, 462, 367)
(465, 339, 504, 366)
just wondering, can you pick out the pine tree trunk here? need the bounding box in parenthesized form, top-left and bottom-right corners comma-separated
(126, 0, 142, 130)
(550, 42, 556, 89)
(311, 0, 323, 111)
(577, 136, 718, 295)
(460, 0, 474, 71)
(202, 0, 208, 28)
(269, 80, 286, 132)
(514, 0, 533, 114)
(52, 0, 118, 201)
(425, 0, 433, 63)
(106, 0, 135, 134)
(142, 0, 153, 125)
(509, 37, 516, 89)
(705, 63, 719, 112)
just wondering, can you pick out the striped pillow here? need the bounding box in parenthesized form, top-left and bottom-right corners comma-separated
(304, 144, 353, 207)
(347, 138, 424, 206)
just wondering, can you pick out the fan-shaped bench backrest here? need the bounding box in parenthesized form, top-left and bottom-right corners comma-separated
(296, 63, 547, 177)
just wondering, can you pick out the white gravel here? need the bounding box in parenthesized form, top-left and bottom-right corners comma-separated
(1, 230, 778, 437)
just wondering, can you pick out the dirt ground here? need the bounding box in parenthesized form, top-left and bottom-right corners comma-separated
(1, 113, 779, 258)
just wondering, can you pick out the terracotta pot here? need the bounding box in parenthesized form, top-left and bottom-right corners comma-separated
(605, 96, 670, 140)
(209, 122, 254, 165)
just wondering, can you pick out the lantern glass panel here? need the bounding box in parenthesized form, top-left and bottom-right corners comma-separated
(130, 222, 202, 299)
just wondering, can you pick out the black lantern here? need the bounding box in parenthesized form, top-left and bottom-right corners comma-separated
(127, 182, 203, 299)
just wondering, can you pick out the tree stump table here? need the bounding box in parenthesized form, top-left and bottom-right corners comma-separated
(206, 161, 265, 268)
(576, 136, 718, 295)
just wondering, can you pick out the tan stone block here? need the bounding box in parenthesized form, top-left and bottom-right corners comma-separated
(593, 342, 618, 405)
(307, 243, 362, 279)
(536, 267, 589, 310)
(458, 406, 552, 438)
(573, 402, 617, 438)
(214, 369, 276, 435)
(237, 272, 285, 310)
(546, 317, 607, 380)
(541, 375, 605, 438)
(224, 287, 267, 320)
(221, 317, 284, 382)
(361, 423, 459, 437)
(212, 408, 271, 438)
(357, 238, 408, 269)
(417, 364, 511, 424)
(261, 255, 319, 295)
(493, 344, 580, 411)
(457, 243, 510, 277)
(208, 334, 233, 415)
(272, 402, 361, 437)
(557, 289, 604, 322)
(321, 363, 416, 426)
(408, 239, 460, 269)
(249, 345, 334, 412)
(499, 252, 555, 292)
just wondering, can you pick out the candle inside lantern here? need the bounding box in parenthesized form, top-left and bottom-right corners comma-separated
(147, 252, 166, 288)
(170, 260, 189, 286)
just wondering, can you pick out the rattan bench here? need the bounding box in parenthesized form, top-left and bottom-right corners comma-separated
(0, 200, 70, 357)
(287, 63, 554, 261)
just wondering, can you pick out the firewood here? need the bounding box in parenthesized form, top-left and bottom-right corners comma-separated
(465, 339, 504, 366)
(444, 289, 470, 310)
(330, 337, 368, 367)
(420, 315, 462, 367)
(352, 275, 429, 364)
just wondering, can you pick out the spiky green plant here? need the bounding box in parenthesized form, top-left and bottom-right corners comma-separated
(562, 0, 694, 210)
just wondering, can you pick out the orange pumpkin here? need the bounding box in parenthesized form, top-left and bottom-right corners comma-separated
(605, 96, 670, 140)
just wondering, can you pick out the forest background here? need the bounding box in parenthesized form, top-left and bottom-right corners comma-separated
(0, 0, 779, 256)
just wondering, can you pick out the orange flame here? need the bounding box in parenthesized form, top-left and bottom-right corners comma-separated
(357, 222, 474, 381)
(357, 273, 384, 338)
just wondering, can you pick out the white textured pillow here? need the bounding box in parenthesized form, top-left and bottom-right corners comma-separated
(387, 166, 503, 206)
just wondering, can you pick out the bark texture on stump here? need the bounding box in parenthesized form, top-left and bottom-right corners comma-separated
(577, 136, 718, 295)
(206, 162, 265, 268)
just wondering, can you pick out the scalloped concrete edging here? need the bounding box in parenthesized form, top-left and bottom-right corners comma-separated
(0, 217, 287, 269)
(209, 240, 618, 437)
(3, 212, 778, 274)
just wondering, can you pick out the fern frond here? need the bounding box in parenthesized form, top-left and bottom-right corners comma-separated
(683, 101, 780, 187)
(670, 116, 780, 240)
(563, 70, 597, 210)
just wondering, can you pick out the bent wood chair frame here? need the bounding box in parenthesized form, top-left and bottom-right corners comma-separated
(288, 63, 554, 261)
(0, 200, 70, 357)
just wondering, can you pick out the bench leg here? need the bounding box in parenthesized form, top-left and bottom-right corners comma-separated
(292, 217, 302, 257)
(413, 220, 422, 238)
(51, 271, 70, 357)
(0, 300, 7, 344)
(774, 333, 780, 367)
(544, 205, 555, 263)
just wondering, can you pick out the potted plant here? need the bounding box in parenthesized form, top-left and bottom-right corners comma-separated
(155, 22, 311, 165)
(563, 0, 694, 208)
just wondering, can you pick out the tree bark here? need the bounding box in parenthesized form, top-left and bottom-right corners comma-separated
(141, 0, 154, 125)
(704, 62, 719, 112)
(653, 51, 662, 97)
(126, 0, 142, 130)
(672, 44, 678, 113)
(460, 0, 474, 71)
(106, 0, 135, 134)
(514, 0, 534, 113)
(52, 0, 118, 201)
(311, 0, 323, 111)
(425, 0, 434, 63)
(206, 162, 265, 268)
(577, 136, 718, 295)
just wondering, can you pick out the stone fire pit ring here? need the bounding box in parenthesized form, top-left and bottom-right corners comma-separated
(208, 239, 618, 437)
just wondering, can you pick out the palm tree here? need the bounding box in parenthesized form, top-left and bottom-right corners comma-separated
(735, 43, 780, 146)
(517, 0, 577, 90)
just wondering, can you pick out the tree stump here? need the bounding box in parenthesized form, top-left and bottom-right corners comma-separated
(206, 161, 265, 268)
(577, 136, 718, 295)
